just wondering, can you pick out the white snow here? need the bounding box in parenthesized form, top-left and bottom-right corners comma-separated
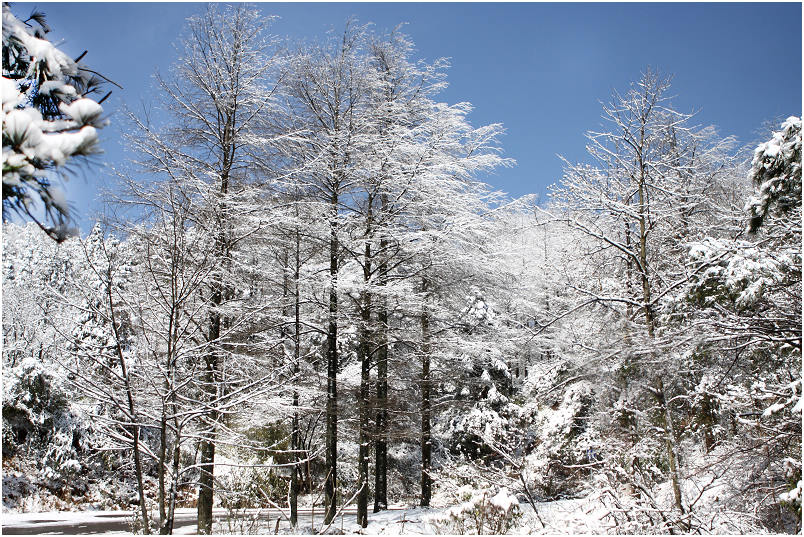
(59, 98, 104, 125)
(489, 487, 519, 513)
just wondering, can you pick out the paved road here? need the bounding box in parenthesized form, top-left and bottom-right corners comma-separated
(2, 507, 362, 535)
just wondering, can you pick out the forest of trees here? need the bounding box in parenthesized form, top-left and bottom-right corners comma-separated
(2, 4, 801, 535)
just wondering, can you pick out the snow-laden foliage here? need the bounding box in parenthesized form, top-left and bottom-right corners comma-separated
(672, 236, 800, 315)
(747, 116, 802, 232)
(1, 355, 103, 509)
(2, 5, 109, 241)
(522, 380, 599, 499)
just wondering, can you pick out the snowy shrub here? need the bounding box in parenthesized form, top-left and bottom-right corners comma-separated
(440, 348, 519, 461)
(432, 486, 521, 534)
(446, 405, 510, 460)
(523, 381, 598, 498)
(2, 358, 71, 450)
(217, 461, 287, 509)
(0, 357, 106, 509)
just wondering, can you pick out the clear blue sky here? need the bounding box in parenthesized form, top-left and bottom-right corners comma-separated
(18, 2, 804, 232)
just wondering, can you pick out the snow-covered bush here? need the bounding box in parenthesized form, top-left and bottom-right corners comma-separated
(1, 358, 92, 491)
(440, 347, 517, 460)
(431, 486, 521, 534)
(523, 380, 599, 498)
(217, 464, 285, 510)
(2, 358, 71, 451)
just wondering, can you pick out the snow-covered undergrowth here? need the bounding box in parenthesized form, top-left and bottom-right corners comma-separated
(2, 358, 126, 512)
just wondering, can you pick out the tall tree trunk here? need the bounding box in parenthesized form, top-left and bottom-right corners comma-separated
(290, 401, 300, 527)
(165, 416, 181, 534)
(198, 162, 230, 533)
(197, 309, 220, 535)
(324, 192, 339, 525)
(132, 425, 150, 534)
(197, 438, 215, 533)
(157, 409, 168, 533)
(637, 152, 683, 517)
(420, 279, 432, 508)
(158, 300, 176, 534)
(198, 282, 224, 534)
(357, 218, 373, 527)
(164, 295, 181, 535)
(373, 308, 388, 512)
(374, 195, 389, 513)
(291, 379, 300, 528)
(637, 180, 655, 337)
(637, 166, 682, 517)
(290, 226, 302, 529)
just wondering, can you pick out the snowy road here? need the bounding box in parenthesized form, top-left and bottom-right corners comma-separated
(0, 506, 399, 535)
(3, 508, 203, 535)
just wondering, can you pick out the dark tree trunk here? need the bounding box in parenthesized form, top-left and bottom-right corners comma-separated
(637, 156, 655, 337)
(157, 411, 167, 533)
(656, 378, 684, 517)
(324, 193, 339, 525)
(373, 318, 388, 512)
(197, 436, 215, 534)
(197, 302, 222, 535)
(290, 227, 302, 528)
(107, 273, 150, 533)
(165, 420, 181, 535)
(357, 225, 372, 528)
(132, 425, 150, 534)
(197, 160, 230, 533)
(373, 206, 389, 513)
(291, 397, 300, 527)
(420, 280, 432, 507)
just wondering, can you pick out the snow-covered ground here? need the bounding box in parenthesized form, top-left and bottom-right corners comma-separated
(0, 499, 607, 535)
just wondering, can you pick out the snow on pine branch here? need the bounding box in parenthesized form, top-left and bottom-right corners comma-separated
(2, 6, 109, 241)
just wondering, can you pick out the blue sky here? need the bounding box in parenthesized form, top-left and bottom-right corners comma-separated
(18, 2, 804, 232)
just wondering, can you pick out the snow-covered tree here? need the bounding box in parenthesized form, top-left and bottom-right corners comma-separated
(545, 69, 746, 522)
(663, 115, 802, 531)
(747, 116, 801, 234)
(120, 5, 286, 532)
(281, 21, 375, 524)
